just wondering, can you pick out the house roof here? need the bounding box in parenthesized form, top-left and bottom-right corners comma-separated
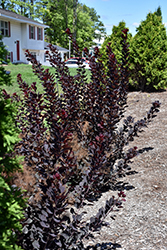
(0, 8, 48, 28)
(44, 42, 69, 53)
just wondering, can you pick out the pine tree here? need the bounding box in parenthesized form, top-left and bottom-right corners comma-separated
(129, 7, 167, 91)
(155, 5, 162, 17)
(100, 21, 131, 66)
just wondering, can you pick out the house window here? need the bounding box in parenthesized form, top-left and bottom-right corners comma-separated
(37, 27, 43, 40)
(29, 25, 35, 39)
(0, 21, 10, 37)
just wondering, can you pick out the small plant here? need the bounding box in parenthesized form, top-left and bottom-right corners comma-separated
(13, 29, 160, 249)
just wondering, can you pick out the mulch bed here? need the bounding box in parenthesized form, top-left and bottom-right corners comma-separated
(82, 90, 167, 250)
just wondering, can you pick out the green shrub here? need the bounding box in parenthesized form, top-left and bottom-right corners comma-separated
(129, 7, 167, 91)
(0, 35, 26, 250)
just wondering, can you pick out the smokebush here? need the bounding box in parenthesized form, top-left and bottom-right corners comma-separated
(12, 29, 160, 249)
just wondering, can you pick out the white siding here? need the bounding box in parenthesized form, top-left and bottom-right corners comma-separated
(21, 23, 27, 49)
(2, 20, 22, 62)
(1, 18, 45, 63)
(26, 25, 44, 51)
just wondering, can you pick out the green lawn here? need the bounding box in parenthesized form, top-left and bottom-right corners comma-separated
(4, 63, 91, 95)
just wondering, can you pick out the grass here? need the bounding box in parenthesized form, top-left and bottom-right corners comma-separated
(4, 63, 91, 95)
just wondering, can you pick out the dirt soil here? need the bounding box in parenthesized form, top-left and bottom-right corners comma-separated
(82, 90, 167, 250)
(13, 90, 167, 250)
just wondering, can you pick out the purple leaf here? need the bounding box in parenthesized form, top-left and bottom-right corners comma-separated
(39, 221, 49, 228)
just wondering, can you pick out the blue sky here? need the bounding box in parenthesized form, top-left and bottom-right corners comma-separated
(80, 0, 167, 36)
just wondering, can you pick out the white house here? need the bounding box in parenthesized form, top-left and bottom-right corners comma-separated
(0, 8, 68, 65)
(44, 42, 69, 66)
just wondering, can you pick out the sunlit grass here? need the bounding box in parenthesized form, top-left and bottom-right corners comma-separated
(4, 63, 91, 95)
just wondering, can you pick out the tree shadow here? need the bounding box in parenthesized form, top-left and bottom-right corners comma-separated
(84, 147, 154, 202)
(112, 181, 135, 191)
(138, 146, 154, 154)
(85, 242, 122, 249)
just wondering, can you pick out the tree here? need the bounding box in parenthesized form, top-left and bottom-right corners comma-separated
(129, 7, 167, 91)
(0, 35, 26, 250)
(73, 4, 95, 50)
(100, 21, 131, 66)
(155, 5, 162, 17)
(0, 0, 39, 19)
(81, 4, 106, 40)
(0, 0, 13, 10)
(39, 0, 106, 50)
(40, 0, 73, 48)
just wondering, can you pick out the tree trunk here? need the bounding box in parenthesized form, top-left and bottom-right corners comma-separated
(64, 0, 68, 48)
(1, 0, 5, 9)
(73, 0, 78, 40)
(72, 0, 78, 55)
(30, 0, 34, 18)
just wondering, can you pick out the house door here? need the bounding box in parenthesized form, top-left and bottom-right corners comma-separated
(16, 40, 20, 61)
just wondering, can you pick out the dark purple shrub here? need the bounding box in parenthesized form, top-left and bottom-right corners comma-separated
(14, 29, 160, 249)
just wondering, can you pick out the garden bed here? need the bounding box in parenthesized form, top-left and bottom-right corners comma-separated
(13, 90, 167, 249)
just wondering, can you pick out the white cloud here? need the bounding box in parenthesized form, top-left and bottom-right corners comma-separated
(163, 22, 167, 27)
(133, 22, 139, 26)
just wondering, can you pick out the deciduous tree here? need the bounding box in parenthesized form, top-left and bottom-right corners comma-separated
(0, 0, 40, 19)
(39, 0, 106, 50)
